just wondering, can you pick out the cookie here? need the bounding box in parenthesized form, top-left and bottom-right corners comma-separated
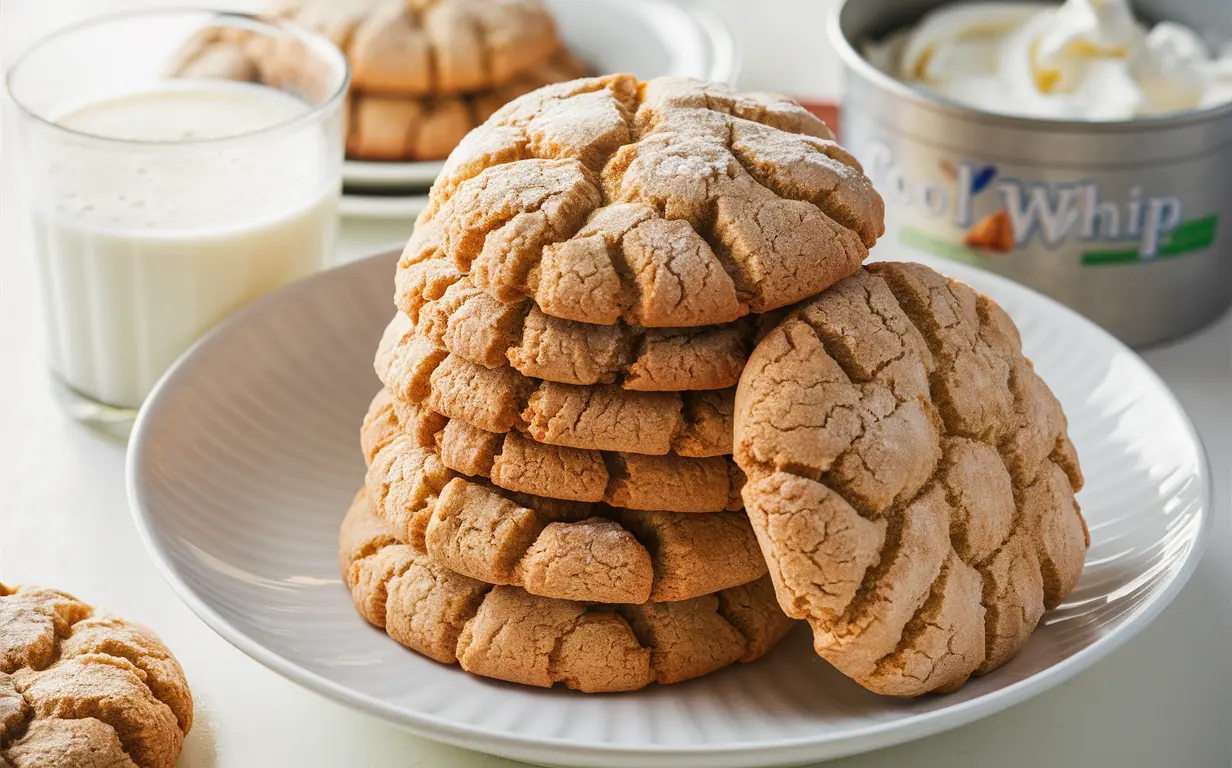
(400, 75, 883, 327)
(0, 585, 192, 768)
(733, 262, 1088, 697)
(364, 434, 767, 603)
(340, 489, 795, 691)
(376, 313, 734, 456)
(269, 0, 562, 96)
(347, 53, 584, 162)
(365, 389, 744, 512)
(396, 259, 757, 390)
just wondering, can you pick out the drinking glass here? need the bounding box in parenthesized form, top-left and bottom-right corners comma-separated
(6, 9, 349, 439)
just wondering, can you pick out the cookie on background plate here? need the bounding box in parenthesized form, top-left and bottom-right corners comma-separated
(734, 262, 1089, 697)
(0, 584, 192, 768)
(269, 0, 564, 97)
(340, 488, 795, 692)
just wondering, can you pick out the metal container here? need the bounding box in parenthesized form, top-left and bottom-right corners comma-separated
(830, 0, 1232, 346)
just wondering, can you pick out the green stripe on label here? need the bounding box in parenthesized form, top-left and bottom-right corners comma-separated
(898, 226, 983, 265)
(1082, 215, 1218, 266)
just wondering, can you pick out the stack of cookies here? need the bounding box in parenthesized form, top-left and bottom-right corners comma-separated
(343, 74, 888, 692)
(174, 0, 585, 162)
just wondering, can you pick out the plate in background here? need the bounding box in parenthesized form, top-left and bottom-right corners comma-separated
(341, 0, 738, 193)
(128, 248, 1210, 767)
(339, 192, 430, 221)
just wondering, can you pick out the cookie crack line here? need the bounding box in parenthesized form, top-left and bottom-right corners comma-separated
(398, 74, 884, 327)
(363, 418, 767, 604)
(375, 316, 737, 457)
(734, 263, 1088, 697)
(341, 489, 796, 692)
(396, 267, 757, 390)
(366, 387, 744, 513)
(0, 584, 193, 768)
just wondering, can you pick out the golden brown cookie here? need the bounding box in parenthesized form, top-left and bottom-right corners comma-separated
(347, 53, 585, 162)
(340, 489, 795, 691)
(733, 262, 1088, 697)
(397, 259, 757, 390)
(269, 0, 562, 96)
(0, 585, 192, 768)
(376, 313, 735, 456)
(364, 388, 744, 513)
(400, 74, 883, 327)
(364, 433, 766, 603)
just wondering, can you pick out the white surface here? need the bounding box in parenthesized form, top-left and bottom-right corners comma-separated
(128, 248, 1210, 767)
(1, 1, 1229, 766)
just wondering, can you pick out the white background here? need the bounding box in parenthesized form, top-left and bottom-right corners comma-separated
(1, 1, 1229, 766)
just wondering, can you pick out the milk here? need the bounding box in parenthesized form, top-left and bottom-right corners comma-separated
(31, 81, 339, 410)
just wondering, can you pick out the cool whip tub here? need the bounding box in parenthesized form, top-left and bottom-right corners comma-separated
(832, 0, 1232, 345)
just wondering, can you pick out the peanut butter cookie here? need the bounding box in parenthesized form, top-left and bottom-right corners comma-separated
(340, 489, 794, 691)
(364, 389, 744, 513)
(399, 75, 883, 326)
(733, 262, 1088, 697)
(347, 53, 584, 162)
(268, 0, 562, 96)
(364, 433, 766, 603)
(397, 259, 757, 390)
(0, 585, 192, 768)
(376, 313, 734, 456)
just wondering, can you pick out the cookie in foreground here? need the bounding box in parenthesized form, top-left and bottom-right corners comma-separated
(0, 584, 192, 767)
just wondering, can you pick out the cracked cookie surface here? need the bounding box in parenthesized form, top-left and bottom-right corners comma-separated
(347, 53, 585, 161)
(376, 313, 735, 456)
(397, 259, 758, 390)
(364, 389, 744, 513)
(399, 75, 883, 326)
(340, 489, 794, 691)
(363, 423, 766, 604)
(267, 0, 562, 96)
(172, 28, 582, 163)
(733, 262, 1088, 697)
(0, 585, 192, 768)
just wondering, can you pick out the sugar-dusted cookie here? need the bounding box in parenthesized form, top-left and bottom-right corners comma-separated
(340, 489, 795, 691)
(396, 259, 759, 390)
(399, 75, 884, 326)
(0, 585, 192, 768)
(269, 0, 562, 96)
(363, 389, 744, 513)
(376, 313, 735, 456)
(347, 53, 585, 162)
(734, 262, 1088, 697)
(364, 434, 766, 603)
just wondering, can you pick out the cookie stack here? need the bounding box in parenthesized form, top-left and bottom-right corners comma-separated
(344, 74, 887, 692)
(272, 0, 583, 162)
(174, 0, 585, 162)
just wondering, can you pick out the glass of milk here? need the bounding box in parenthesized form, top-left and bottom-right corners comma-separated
(6, 9, 349, 438)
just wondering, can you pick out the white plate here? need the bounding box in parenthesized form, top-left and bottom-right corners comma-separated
(339, 192, 430, 221)
(128, 249, 1211, 768)
(342, 0, 738, 192)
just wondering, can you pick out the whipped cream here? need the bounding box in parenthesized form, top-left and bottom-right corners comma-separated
(865, 0, 1232, 119)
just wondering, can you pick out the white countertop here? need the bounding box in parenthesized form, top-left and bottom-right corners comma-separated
(1, 1, 1229, 766)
